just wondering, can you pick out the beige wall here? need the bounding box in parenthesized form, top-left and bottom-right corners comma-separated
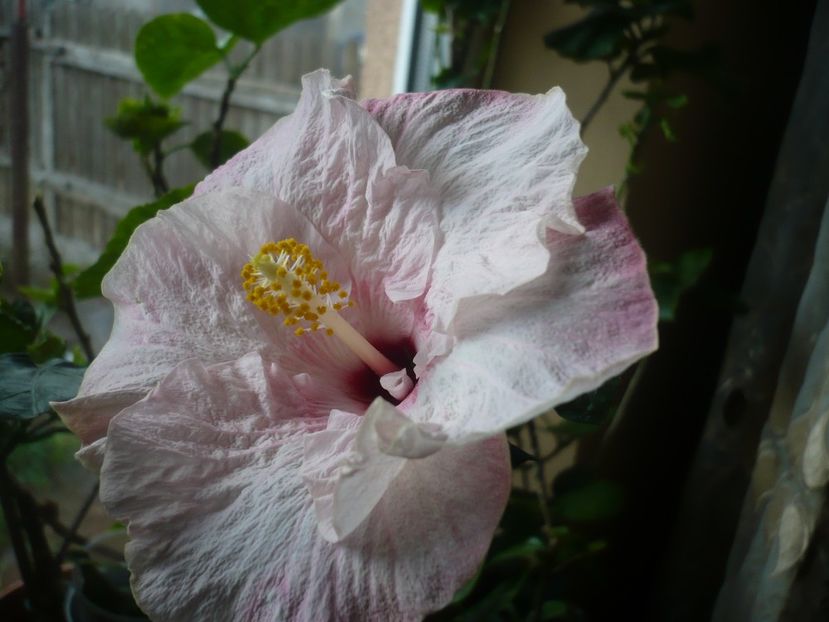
(360, 0, 404, 99)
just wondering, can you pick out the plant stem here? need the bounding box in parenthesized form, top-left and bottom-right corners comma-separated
(0, 462, 36, 596)
(481, 0, 511, 89)
(210, 45, 260, 169)
(527, 420, 553, 534)
(57, 481, 99, 564)
(1, 463, 63, 620)
(32, 196, 95, 361)
(38, 499, 89, 548)
(152, 145, 169, 196)
(603, 359, 648, 442)
(580, 54, 636, 134)
(209, 74, 237, 169)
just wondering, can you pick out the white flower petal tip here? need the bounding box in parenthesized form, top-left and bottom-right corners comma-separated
(360, 397, 447, 459)
(302, 68, 355, 99)
(379, 368, 414, 401)
(303, 399, 448, 543)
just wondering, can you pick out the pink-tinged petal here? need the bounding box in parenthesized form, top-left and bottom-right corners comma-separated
(56, 188, 348, 448)
(197, 70, 439, 305)
(408, 188, 658, 439)
(102, 355, 510, 621)
(364, 87, 588, 329)
(302, 398, 446, 543)
(54, 389, 145, 446)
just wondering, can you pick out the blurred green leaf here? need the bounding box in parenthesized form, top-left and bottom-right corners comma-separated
(196, 0, 342, 43)
(0, 299, 39, 354)
(17, 284, 58, 305)
(106, 98, 185, 155)
(555, 375, 623, 425)
(488, 536, 547, 566)
(551, 471, 624, 523)
(649, 248, 713, 321)
(0, 354, 84, 420)
(541, 600, 569, 620)
(543, 8, 630, 61)
(27, 332, 67, 364)
(135, 14, 224, 98)
(659, 116, 677, 142)
(190, 129, 249, 169)
(74, 185, 195, 299)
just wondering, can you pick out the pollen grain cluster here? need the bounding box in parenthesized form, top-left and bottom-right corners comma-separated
(241, 239, 351, 336)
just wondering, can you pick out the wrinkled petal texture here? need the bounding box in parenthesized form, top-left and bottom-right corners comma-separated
(57, 188, 370, 445)
(364, 87, 588, 330)
(196, 70, 439, 305)
(61, 198, 434, 445)
(101, 355, 510, 622)
(407, 188, 658, 440)
(303, 399, 447, 543)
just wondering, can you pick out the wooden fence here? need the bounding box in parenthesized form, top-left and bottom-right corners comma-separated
(0, 0, 363, 254)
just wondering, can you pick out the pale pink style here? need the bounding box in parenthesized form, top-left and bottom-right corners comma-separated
(56, 71, 658, 621)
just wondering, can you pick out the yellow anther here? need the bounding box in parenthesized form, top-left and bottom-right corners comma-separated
(241, 238, 354, 340)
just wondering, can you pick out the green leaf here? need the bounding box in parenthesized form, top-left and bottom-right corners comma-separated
(649, 248, 713, 321)
(555, 375, 623, 425)
(74, 186, 195, 299)
(135, 14, 224, 98)
(106, 97, 185, 155)
(659, 117, 677, 142)
(543, 8, 631, 61)
(0, 354, 84, 420)
(27, 332, 67, 364)
(488, 537, 546, 566)
(196, 0, 342, 44)
(190, 130, 249, 169)
(551, 475, 624, 523)
(541, 600, 568, 620)
(0, 299, 39, 354)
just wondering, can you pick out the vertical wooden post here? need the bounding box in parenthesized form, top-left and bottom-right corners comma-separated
(9, 0, 30, 287)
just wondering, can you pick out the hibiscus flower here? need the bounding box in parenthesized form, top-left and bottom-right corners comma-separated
(56, 71, 657, 621)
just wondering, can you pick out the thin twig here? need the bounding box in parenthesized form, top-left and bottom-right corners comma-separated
(38, 499, 89, 547)
(0, 462, 37, 594)
(209, 45, 260, 169)
(5, 465, 64, 619)
(56, 480, 99, 565)
(527, 420, 553, 533)
(209, 74, 237, 168)
(603, 359, 648, 443)
(151, 144, 170, 196)
(481, 0, 511, 89)
(32, 196, 95, 361)
(580, 54, 636, 134)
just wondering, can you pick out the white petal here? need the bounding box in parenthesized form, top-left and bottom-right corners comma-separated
(197, 69, 439, 305)
(101, 355, 509, 621)
(365, 87, 587, 329)
(302, 398, 446, 543)
(406, 189, 658, 439)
